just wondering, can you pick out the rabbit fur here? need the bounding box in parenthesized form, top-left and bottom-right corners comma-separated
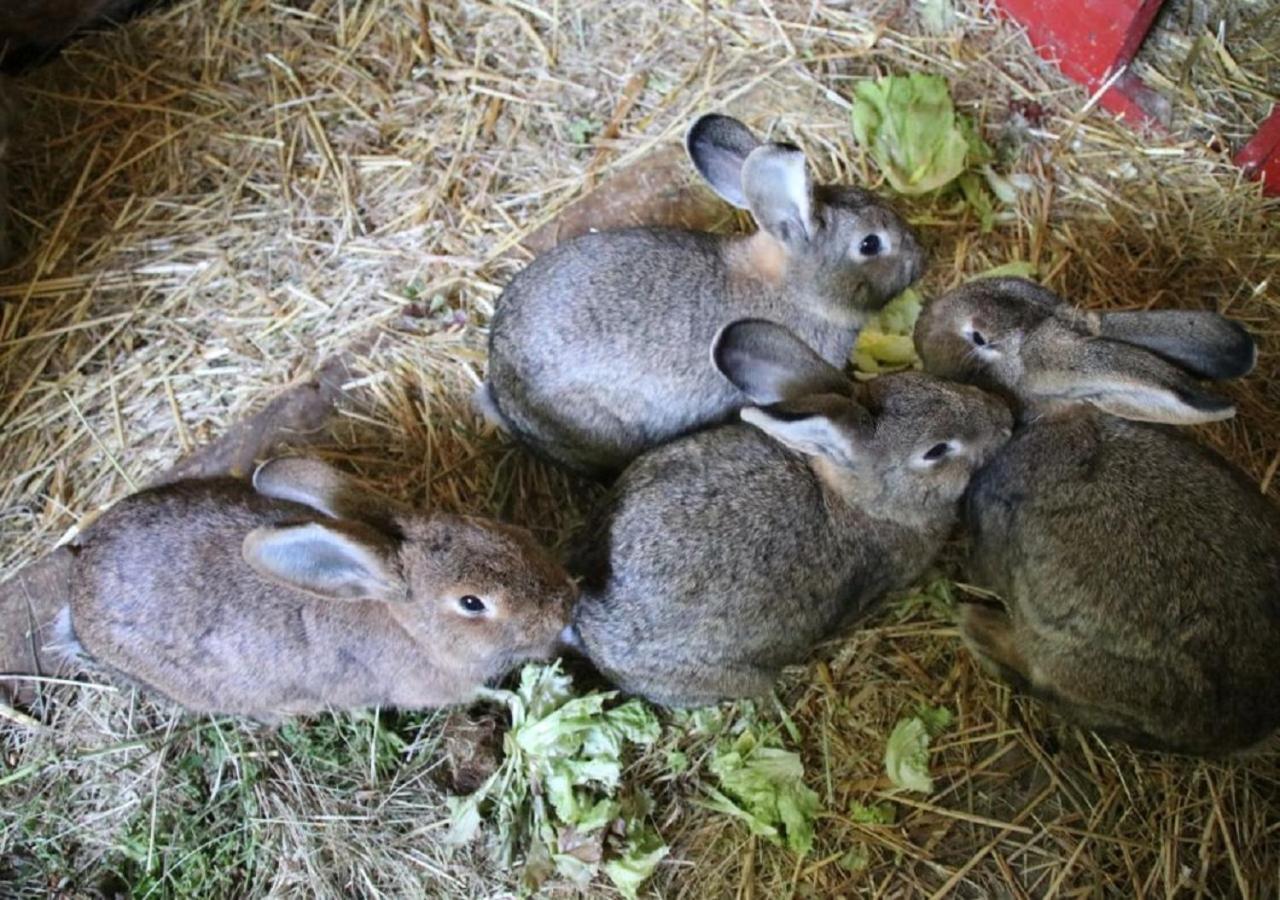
(570, 319, 1011, 706)
(59, 458, 576, 721)
(482, 113, 926, 476)
(915, 277, 1277, 755)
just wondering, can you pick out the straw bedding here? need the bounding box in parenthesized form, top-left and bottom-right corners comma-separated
(0, 0, 1277, 896)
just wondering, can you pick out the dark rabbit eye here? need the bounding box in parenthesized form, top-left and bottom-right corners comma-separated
(923, 442, 950, 461)
(858, 234, 882, 257)
(969, 329, 988, 347)
(459, 594, 487, 614)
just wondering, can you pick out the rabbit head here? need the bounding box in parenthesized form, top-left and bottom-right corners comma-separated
(713, 319, 1011, 522)
(687, 114, 925, 311)
(243, 458, 576, 678)
(914, 277, 1255, 425)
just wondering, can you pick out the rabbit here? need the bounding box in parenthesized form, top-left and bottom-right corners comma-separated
(480, 112, 926, 477)
(54, 457, 577, 721)
(914, 276, 1276, 755)
(567, 318, 1011, 706)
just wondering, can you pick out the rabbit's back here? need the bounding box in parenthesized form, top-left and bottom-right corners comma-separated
(69, 481, 436, 716)
(573, 425, 909, 705)
(967, 412, 1280, 751)
(487, 228, 850, 473)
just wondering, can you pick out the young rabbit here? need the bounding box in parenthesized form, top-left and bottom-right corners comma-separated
(481, 113, 926, 477)
(568, 319, 1011, 706)
(914, 277, 1275, 755)
(56, 458, 577, 721)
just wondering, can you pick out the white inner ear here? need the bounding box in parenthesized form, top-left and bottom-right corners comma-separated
(740, 406, 857, 466)
(742, 145, 813, 241)
(1086, 389, 1234, 425)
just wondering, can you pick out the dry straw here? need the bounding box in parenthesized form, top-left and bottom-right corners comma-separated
(0, 0, 1277, 896)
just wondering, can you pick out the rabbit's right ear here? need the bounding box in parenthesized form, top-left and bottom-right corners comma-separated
(740, 399, 869, 470)
(253, 458, 403, 531)
(1097, 309, 1256, 380)
(1024, 338, 1236, 425)
(242, 520, 407, 602)
(712, 318, 849, 405)
(686, 114, 760, 209)
(741, 144, 813, 245)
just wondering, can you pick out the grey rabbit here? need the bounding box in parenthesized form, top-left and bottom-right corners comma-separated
(54, 458, 577, 721)
(914, 276, 1275, 755)
(481, 112, 926, 477)
(568, 319, 1011, 706)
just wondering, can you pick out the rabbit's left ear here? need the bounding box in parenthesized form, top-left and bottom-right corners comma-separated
(1097, 309, 1256, 380)
(713, 318, 848, 405)
(741, 144, 814, 245)
(242, 520, 407, 603)
(1024, 338, 1236, 425)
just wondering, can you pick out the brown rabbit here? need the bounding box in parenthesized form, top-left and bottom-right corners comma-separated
(568, 319, 1010, 706)
(914, 277, 1275, 755)
(56, 458, 576, 721)
(482, 113, 925, 477)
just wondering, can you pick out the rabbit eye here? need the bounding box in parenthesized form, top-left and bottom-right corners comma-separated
(967, 327, 988, 347)
(858, 234, 882, 257)
(923, 442, 951, 461)
(458, 594, 487, 615)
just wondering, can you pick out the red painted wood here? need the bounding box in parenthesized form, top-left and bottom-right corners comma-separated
(1235, 106, 1280, 196)
(993, 0, 1168, 124)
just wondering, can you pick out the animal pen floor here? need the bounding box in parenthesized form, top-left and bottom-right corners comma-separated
(1, 0, 1278, 897)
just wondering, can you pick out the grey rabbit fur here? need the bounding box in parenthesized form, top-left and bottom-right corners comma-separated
(914, 276, 1276, 756)
(56, 458, 577, 721)
(481, 112, 926, 477)
(569, 319, 1011, 706)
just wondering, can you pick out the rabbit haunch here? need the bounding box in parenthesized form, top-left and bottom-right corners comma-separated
(570, 319, 1010, 706)
(58, 459, 575, 720)
(916, 277, 1277, 755)
(483, 113, 926, 476)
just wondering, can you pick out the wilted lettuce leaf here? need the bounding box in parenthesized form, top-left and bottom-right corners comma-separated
(884, 717, 934, 793)
(705, 730, 822, 854)
(603, 826, 669, 899)
(914, 704, 954, 737)
(446, 663, 666, 896)
(849, 800, 896, 825)
(884, 706, 952, 794)
(852, 73, 970, 195)
(853, 287, 924, 374)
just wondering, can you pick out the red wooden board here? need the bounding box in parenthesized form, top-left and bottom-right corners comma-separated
(993, 0, 1168, 123)
(1234, 106, 1280, 197)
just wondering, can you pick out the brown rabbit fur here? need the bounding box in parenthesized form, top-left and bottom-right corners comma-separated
(915, 277, 1277, 755)
(60, 458, 576, 721)
(483, 113, 925, 477)
(570, 319, 1011, 706)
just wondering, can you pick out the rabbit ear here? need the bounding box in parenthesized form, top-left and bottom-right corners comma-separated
(741, 144, 813, 245)
(252, 458, 404, 530)
(242, 520, 407, 602)
(1097, 309, 1256, 380)
(740, 399, 869, 469)
(712, 318, 849, 404)
(1024, 338, 1236, 425)
(686, 114, 760, 208)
